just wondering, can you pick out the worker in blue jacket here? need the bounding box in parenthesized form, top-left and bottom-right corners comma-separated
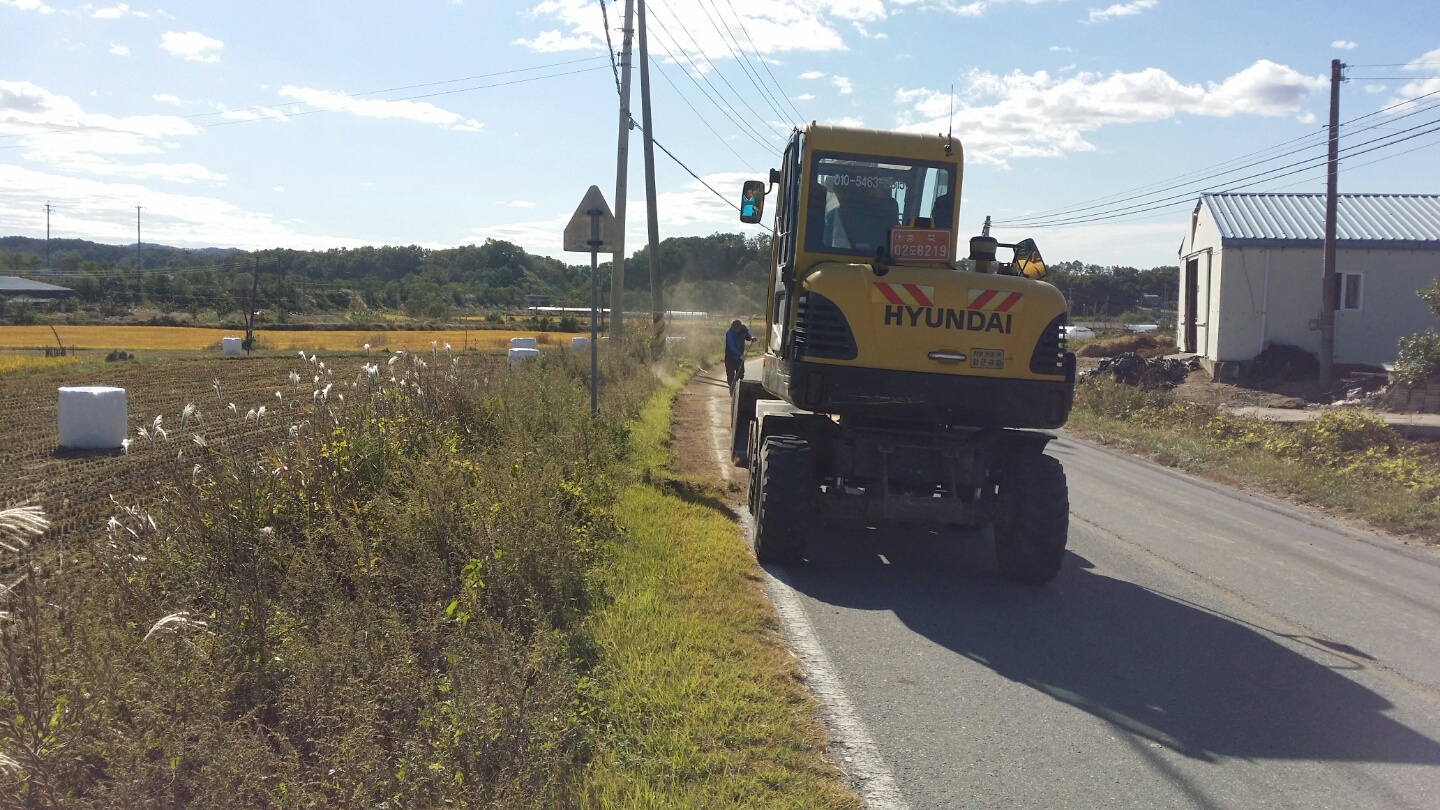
(725, 319, 753, 388)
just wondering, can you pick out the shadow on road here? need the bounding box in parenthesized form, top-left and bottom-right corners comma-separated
(776, 527, 1440, 765)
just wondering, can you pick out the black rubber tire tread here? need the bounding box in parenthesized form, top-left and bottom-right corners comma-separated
(753, 434, 812, 565)
(994, 450, 1069, 585)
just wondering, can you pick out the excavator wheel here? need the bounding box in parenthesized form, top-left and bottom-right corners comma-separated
(753, 433, 812, 564)
(993, 449, 1069, 585)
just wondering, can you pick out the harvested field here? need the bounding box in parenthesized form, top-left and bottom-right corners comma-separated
(0, 325, 570, 352)
(0, 352, 506, 548)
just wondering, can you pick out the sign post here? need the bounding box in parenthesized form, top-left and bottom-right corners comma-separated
(563, 186, 619, 419)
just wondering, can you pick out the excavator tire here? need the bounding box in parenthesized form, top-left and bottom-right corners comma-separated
(993, 449, 1069, 585)
(753, 433, 812, 565)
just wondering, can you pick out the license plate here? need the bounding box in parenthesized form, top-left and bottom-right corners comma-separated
(970, 348, 1004, 370)
(889, 227, 953, 263)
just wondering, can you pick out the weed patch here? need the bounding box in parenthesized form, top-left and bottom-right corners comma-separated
(1071, 378, 1440, 538)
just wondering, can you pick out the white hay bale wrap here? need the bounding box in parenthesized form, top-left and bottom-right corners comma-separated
(221, 336, 244, 355)
(507, 347, 541, 369)
(58, 386, 128, 450)
(509, 337, 538, 350)
(570, 337, 590, 351)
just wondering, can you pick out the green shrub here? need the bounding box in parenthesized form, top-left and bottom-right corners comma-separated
(1395, 330, 1440, 384)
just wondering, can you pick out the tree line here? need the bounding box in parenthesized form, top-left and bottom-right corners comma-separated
(0, 234, 1172, 321)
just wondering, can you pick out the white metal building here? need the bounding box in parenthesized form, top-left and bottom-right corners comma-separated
(1177, 193, 1440, 369)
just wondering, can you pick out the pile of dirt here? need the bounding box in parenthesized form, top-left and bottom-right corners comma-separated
(1247, 343, 1319, 382)
(1075, 333, 1177, 358)
(1082, 352, 1199, 389)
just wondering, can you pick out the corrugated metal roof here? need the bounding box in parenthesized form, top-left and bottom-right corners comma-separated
(1202, 193, 1440, 245)
(0, 276, 73, 294)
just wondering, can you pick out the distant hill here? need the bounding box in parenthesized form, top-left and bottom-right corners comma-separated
(0, 236, 241, 269)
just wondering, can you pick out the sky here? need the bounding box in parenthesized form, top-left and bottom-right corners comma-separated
(2, 0, 1438, 268)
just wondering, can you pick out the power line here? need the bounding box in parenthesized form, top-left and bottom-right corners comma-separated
(996, 86, 1440, 226)
(648, 51, 760, 171)
(1012, 118, 1440, 229)
(0, 59, 609, 144)
(599, 0, 622, 97)
(648, 0, 784, 145)
(644, 12, 779, 154)
(717, 0, 806, 123)
(692, 0, 797, 127)
(628, 118, 740, 212)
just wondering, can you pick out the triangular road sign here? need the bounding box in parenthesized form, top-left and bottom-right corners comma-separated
(563, 185, 620, 253)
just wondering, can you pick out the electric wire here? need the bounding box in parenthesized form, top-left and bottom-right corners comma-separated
(644, 12, 780, 154)
(648, 0, 784, 143)
(1011, 118, 1440, 228)
(0, 57, 609, 143)
(627, 118, 741, 213)
(718, 0, 807, 123)
(692, 0, 798, 128)
(599, 0, 623, 97)
(649, 52, 761, 171)
(996, 87, 1440, 226)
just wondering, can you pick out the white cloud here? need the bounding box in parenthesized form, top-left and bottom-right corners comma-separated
(827, 116, 865, 127)
(895, 60, 1325, 166)
(91, 3, 147, 19)
(0, 164, 366, 250)
(519, 0, 848, 61)
(152, 93, 181, 105)
(108, 43, 130, 56)
(0, 0, 56, 13)
(797, 93, 816, 100)
(272, 186, 284, 192)
(1087, 0, 1156, 23)
(0, 80, 222, 182)
(832, 75, 854, 94)
(496, 200, 536, 208)
(279, 86, 483, 132)
(160, 31, 223, 63)
(1331, 40, 1358, 50)
(1405, 48, 1440, 71)
(512, 30, 600, 52)
(1049, 45, 1072, 52)
(800, 71, 826, 80)
(1363, 84, 1387, 94)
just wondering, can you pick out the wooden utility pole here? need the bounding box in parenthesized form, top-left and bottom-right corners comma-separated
(135, 205, 144, 303)
(246, 254, 260, 352)
(610, 0, 635, 339)
(636, 0, 663, 343)
(43, 202, 52, 271)
(1319, 59, 1342, 389)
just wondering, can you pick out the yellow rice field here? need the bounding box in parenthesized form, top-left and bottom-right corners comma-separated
(0, 326, 574, 352)
(0, 353, 86, 374)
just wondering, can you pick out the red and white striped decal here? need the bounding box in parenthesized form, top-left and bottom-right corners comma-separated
(967, 289, 1023, 312)
(871, 282, 935, 307)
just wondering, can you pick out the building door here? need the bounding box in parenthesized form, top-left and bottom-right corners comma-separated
(1183, 257, 1199, 353)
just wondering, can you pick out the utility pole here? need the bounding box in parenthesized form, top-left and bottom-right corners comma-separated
(636, 0, 663, 345)
(246, 254, 260, 352)
(43, 202, 52, 271)
(610, 0, 635, 340)
(135, 205, 144, 303)
(1319, 59, 1343, 390)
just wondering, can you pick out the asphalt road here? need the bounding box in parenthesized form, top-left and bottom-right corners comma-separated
(725, 362, 1440, 809)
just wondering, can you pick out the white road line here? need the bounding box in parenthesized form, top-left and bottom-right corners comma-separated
(705, 385, 735, 484)
(878, 554, 891, 565)
(759, 555, 911, 810)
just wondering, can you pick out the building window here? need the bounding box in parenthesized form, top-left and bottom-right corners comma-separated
(1331, 272, 1363, 312)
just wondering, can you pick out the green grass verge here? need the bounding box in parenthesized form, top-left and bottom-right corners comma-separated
(575, 376, 859, 809)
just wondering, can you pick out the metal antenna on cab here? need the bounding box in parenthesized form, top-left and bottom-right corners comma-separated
(943, 84, 955, 156)
(981, 215, 992, 237)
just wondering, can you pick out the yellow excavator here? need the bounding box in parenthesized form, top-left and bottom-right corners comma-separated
(732, 124, 1076, 584)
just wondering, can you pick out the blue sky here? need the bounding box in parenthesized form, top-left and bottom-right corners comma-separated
(2, 0, 1437, 268)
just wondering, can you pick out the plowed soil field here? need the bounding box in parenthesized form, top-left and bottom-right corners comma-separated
(3, 353, 505, 551)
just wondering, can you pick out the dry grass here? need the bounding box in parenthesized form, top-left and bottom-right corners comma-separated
(0, 326, 559, 352)
(1075, 333, 1177, 358)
